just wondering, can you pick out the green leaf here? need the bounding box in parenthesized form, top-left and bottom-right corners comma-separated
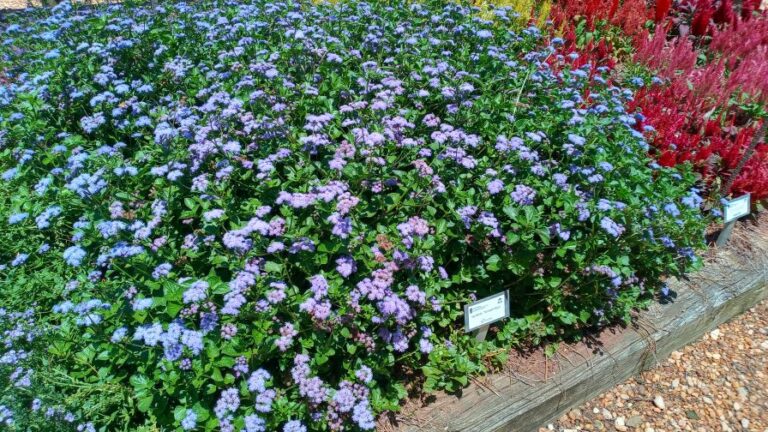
(183, 197, 198, 210)
(485, 254, 501, 272)
(264, 261, 283, 273)
(137, 395, 154, 413)
(544, 342, 559, 358)
(130, 374, 150, 390)
(579, 310, 591, 323)
(505, 232, 520, 244)
(548, 276, 562, 288)
(166, 301, 183, 317)
(554, 311, 577, 325)
(537, 227, 550, 246)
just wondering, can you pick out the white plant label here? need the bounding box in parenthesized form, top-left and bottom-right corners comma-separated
(723, 194, 750, 223)
(464, 290, 510, 332)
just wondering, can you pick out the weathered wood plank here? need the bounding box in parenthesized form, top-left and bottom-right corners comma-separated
(395, 230, 768, 432)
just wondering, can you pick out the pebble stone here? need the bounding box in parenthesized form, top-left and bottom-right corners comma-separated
(541, 300, 768, 432)
(625, 416, 643, 427)
(615, 416, 627, 432)
(653, 395, 666, 410)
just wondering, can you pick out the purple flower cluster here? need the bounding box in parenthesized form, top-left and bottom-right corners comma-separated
(397, 216, 430, 248)
(181, 410, 196, 430)
(511, 184, 537, 206)
(291, 354, 327, 405)
(214, 388, 240, 419)
(300, 275, 333, 321)
(600, 217, 626, 238)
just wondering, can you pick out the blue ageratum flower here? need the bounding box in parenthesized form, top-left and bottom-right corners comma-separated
(0, 404, 14, 426)
(283, 420, 307, 432)
(132, 298, 153, 311)
(62, 246, 86, 267)
(181, 409, 197, 430)
(1, 168, 18, 181)
(153, 121, 178, 145)
(243, 414, 265, 432)
(600, 217, 625, 238)
(510, 184, 536, 205)
(79, 113, 105, 133)
(664, 203, 681, 217)
(11, 254, 29, 267)
(111, 327, 128, 343)
(8, 212, 28, 224)
(475, 29, 493, 39)
(682, 189, 703, 209)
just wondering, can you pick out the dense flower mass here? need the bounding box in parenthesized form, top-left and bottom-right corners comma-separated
(0, 0, 706, 431)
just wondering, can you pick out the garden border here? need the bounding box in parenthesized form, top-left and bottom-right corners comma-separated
(392, 222, 768, 432)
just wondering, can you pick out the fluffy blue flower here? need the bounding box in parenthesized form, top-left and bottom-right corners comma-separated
(111, 327, 129, 343)
(244, 414, 266, 432)
(62, 246, 86, 267)
(11, 254, 29, 267)
(600, 217, 625, 238)
(283, 420, 307, 432)
(8, 212, 28, 224)
(181, 409, 196, 430)
(2, 168, 17, 181)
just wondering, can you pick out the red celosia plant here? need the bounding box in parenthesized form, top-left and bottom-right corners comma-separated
(632, 25, 697, 79)
(740, 0, 764, 19)
(612, 0, 653, 34)
(631, 83, 768, 198)
(709, 17, 768, 66)
(690, 0, 715, 35)
(630, 3, 768, 199)
(712, 0, 736, 26)
(549, 0, 768, 198)
(655, 0, 672, 22)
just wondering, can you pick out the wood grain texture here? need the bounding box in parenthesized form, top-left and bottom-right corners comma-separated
(0, 0, 41, 9)
(0, 0, 113, 10)
(395, 232, 768, 432)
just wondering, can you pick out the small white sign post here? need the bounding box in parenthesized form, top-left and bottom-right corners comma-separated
(716, 194, 751, 247)
(464, 290, 510, 341)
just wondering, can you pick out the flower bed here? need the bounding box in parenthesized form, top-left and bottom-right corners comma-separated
(1, 1, 706, 431)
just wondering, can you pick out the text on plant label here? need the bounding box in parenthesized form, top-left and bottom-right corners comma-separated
(464, 290, 510, 332)
(723, 194, 750, 223)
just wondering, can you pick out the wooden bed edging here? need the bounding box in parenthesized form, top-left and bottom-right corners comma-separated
(395, 229, 768, 432)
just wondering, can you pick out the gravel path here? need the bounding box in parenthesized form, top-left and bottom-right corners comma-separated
(544, 299, 768, 432)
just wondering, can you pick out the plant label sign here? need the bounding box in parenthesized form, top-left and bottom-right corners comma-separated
(464, 290, 510, 332)
(717, 193, 751, 246)
(723, 193, 750, 223)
